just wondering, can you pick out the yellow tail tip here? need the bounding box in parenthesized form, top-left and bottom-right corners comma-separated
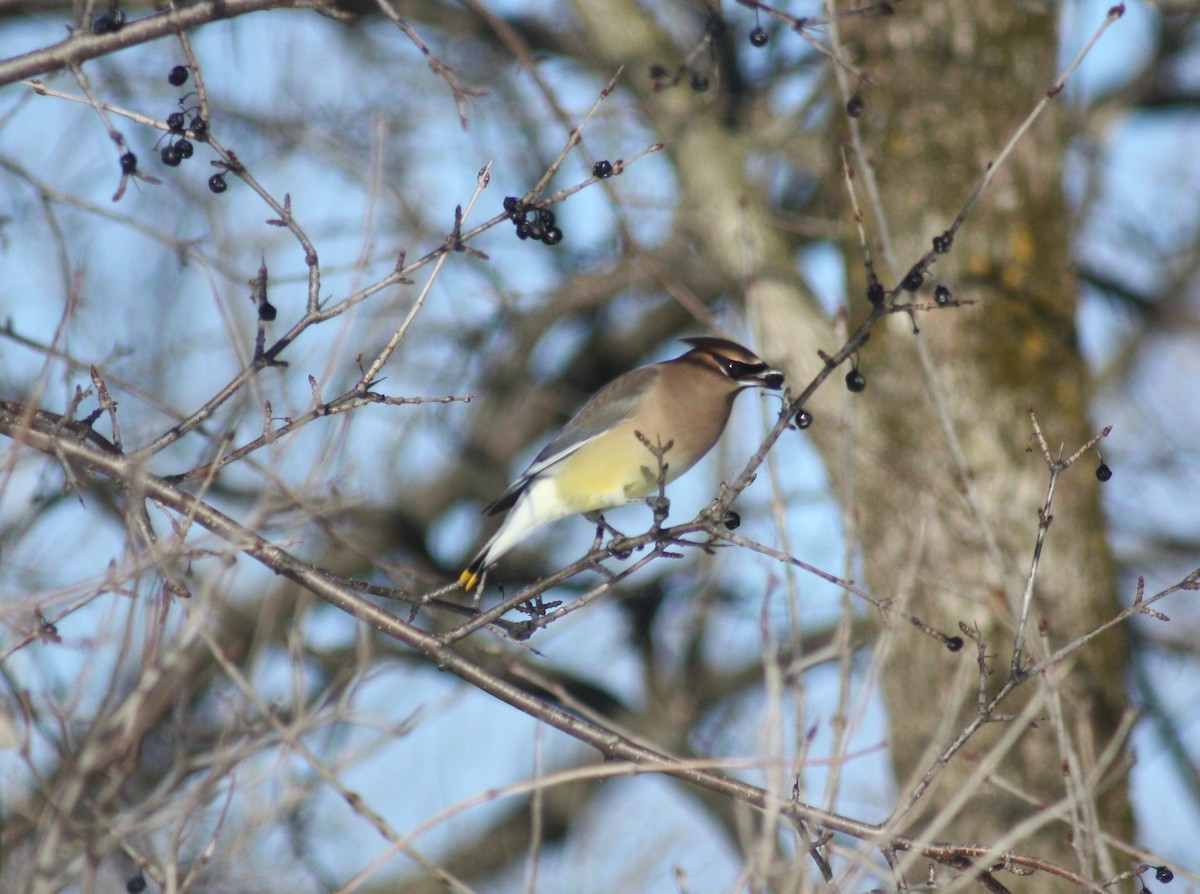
(458, 568, 480, 591)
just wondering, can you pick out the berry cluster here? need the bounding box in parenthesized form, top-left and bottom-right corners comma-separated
(159, 67, 206, 168)
(152, 65, 226, 193)
(503, 197, 562, 246)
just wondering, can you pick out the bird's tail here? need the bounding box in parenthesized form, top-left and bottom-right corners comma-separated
(456, 478, 567, 591)
(458, 558, 485, 591)
(458, 531, 498, 591)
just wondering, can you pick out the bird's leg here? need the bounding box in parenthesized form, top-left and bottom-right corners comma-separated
(585, 511, 632, 558)
(587, 511, 638, 560)
(586, 512, 606, 551)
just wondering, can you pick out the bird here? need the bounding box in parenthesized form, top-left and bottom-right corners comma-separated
(458, 336, 785, 590)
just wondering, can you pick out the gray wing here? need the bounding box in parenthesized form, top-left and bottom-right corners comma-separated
(483, 365, 659, 515)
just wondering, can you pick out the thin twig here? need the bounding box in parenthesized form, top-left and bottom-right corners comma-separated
(1010, 411, 1113, 677)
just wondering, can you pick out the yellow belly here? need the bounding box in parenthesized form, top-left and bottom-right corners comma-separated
(551, 434, 667, 512)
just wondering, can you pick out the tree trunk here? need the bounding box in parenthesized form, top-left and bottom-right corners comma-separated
(826, 3, 1134, 883)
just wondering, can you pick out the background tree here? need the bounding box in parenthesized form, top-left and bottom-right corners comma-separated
(1, 1, 1198, 892)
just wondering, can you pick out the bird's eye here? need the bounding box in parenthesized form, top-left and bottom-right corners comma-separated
(722, 358, 765, 379)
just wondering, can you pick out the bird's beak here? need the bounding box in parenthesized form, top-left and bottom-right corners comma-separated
(757, 369, 785, 391)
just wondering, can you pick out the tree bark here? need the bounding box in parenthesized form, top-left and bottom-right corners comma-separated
(825, 3, 1133, 882)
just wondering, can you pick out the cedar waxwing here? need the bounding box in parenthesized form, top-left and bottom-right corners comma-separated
(459, 337, 785, 590)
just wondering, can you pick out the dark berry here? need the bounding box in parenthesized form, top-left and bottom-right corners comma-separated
(901, 268, 924, 291)
(1095, 463, 1112, 482)
(933, 231, 953, 253)
(503, 196, 519, 214)
(160, 145, 182, 167)
(1155, 866, 1174, 883)
(723, 510, 741, 530)
(846, 369, 866, 392)
(946, 636, 964, 652)
(542, 226, 563, 245)
(188, 117, 207, 141)
(649, 64, 668, 80)
(867, 281, 884, 305)
(168, 65, 189, 86)
(516, 223, 531, 240)
(593, 160, 614, 179)
(934, 284, 952, 305)
(94, 8, 125, 32)
(528, 221, 546, 240)
(794, 408, 813, 429)
(749, 27, 769, 47)
(846, 95, 864, 117)
(537, 207, 555, 226)
(166, 112, 186, 133)
(258, 300, 277, 321)
(119, 152, 137, 175)
(691, 73, 710, 92)
(208, 173, 227, 193)
(126, 872, 146, 894)
(174, 138, 193, 159)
